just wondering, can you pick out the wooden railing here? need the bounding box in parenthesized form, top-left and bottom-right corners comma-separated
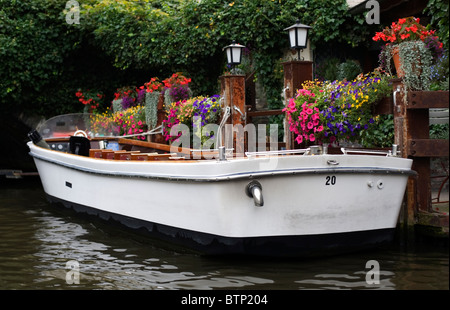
(390, 79, 449, 222)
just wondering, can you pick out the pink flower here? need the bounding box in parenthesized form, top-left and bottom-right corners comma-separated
(309, 134, 315, 141)
(288, 98, 296, 109)
(296, 135, 303, 144)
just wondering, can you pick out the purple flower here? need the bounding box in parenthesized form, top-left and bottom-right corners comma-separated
(121, 96, 135, 109)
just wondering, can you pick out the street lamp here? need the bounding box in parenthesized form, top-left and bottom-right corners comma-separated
(284, 20, 311, 61)
(224, 41, 245, 73)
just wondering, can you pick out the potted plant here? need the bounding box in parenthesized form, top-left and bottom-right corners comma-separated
(75, 89, 105, 114)
(162, 95, 221, 148)
(113, 86, 138, 111)
(284, 72, 391, 148)
(162, 72, 192, 106)
(143, 77, 163, 130)
(373, 17, 444, 91)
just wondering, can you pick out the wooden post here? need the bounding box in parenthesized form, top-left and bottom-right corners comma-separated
(282, 60, 313, 149)
(150, 92, 166, 144)
(394, 80, 450, 216)
(392, 79, 426, 230)
(392, 79, 414, 231)
(220, 75, 246, 155)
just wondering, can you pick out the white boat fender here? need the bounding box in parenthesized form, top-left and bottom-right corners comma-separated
(246, 180, 264, 207)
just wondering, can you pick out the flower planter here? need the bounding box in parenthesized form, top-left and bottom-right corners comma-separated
(391, 45, 404, 77)
(112, 99, 123, 112)
(145, 91, 160, 130)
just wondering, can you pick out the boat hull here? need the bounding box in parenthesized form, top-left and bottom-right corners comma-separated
(46, 194, 398, 257)
(28, 141, 414, 257)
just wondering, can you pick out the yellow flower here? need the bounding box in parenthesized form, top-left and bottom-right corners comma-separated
(229, 2, 234, 6)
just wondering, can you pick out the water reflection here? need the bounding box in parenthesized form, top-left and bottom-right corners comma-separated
(0, 180, 448, 290)
(29, 208, 275, 290)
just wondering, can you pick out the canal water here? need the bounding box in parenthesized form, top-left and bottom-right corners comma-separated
(0, 178, 448, 293)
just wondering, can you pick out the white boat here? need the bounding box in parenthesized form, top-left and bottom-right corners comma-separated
(27, 114, 414, 257)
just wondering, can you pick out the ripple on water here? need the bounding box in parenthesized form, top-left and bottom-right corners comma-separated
(0, 184, 448, 290)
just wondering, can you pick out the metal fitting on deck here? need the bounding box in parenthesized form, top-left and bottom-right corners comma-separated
(246, 180, 264, 207)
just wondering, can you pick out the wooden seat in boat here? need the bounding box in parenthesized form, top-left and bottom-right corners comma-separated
(101, 149, 115, 159)
(147, 153, 177, 161)
(89, 149, 117, 159)
(114, 150, 140, 161)
(130, 153, 158, 161)
(89, 149, 103, 158)
(89, 147, 183, 162)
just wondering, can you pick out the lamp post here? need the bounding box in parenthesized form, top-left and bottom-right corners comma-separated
(224, 41, 245, 74)
(284, 20, 311, 61)
(220, 41, 246, 154)
(283, 20, 313, 150)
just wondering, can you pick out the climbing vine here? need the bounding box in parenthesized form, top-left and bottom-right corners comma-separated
(4, 0, 428, 118)
(80, 0, 372, 110)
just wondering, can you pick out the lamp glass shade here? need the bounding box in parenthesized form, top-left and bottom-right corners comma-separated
(285, 21, 311, 49)
(224, 42, 245, 65)
(289, 27, 308, 49)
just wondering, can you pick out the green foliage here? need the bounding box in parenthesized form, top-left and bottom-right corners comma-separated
(0, 0, 81, 115)
(80, 0, 372, 110)
(283, 0, 370, 48)
(0, 0, 374, 118)
(398, 41, 434, 91)
(430, 53, 449, 91)
(425, 0, 450, 52)
(430, 123, 449, 140)
(337, 60, 362, 81)
(315, 57, 340, 81)
(359, 114, 395, 148)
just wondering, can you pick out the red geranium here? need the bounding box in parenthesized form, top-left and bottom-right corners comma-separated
(373, 17, 440, 45)
(75, 89, 104, 112)
(162, 73, 191, 89)
(143, 77, 163, 93)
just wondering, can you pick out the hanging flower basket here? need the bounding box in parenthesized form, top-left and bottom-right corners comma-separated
(145, 91, 161, 130)
(391, 45, 404, 77)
